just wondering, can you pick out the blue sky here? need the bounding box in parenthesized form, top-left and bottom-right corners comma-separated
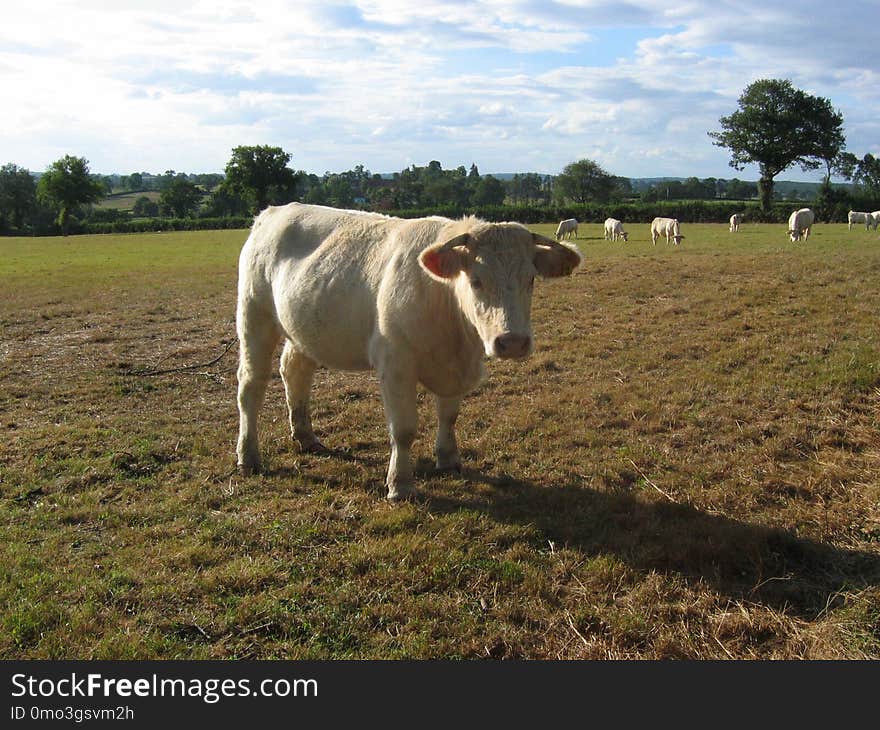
(2, 1, 879, 182)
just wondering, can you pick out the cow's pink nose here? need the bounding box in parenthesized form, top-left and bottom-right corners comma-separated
(494, 333, 531, 359)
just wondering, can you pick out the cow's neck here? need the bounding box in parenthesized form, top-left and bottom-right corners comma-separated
(415, 277, 486, 396)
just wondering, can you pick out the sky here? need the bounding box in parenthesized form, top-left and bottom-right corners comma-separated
(2, 1, 879, 182)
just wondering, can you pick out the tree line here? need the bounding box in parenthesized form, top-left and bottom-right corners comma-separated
(0, 151, 772, 236)
(1, 78, 878, 236)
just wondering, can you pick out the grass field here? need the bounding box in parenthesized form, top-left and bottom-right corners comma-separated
(96, 191, 162, 211)
(2, 221, 879, 659)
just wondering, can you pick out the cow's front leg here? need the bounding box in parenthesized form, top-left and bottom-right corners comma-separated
(378, 363, 418, 501)
(434, 395, 462, 472)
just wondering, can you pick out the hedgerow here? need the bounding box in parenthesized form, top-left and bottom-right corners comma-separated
(384, 201, 796, 224)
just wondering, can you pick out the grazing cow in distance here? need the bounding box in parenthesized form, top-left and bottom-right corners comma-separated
(848, 211, 872, 231)
(729, 213, 741, 232)
(235, 203, 582, 500)
(555, 218, 578, 240)
(603, 217, 628, 241)
(870, 211, 880, 231)
(650, 217, 684, 245)
(788, 208, 814, 242)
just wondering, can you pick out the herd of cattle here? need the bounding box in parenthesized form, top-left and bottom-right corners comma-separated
(847, 210, 880, 231)
(234, 201, 877, 499)
(553, 207, 880, 245)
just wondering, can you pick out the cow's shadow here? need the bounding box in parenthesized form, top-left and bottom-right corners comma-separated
(268, 444, 386, 488)
(270, 447, 880, 619)
(418, 465, 880, 619)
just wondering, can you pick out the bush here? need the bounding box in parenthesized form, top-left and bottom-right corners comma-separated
(82, 216, 253, 234)
(132, 196, 159, 217)
(383, 201, 796, 224)
(85, 208, 125, 223)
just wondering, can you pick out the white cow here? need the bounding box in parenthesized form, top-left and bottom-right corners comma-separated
(236, 203, 582, 500)
(847, 211, 872, 231)
(870, 211, 880, 231)
(788, 208, 814, 242)
(555, 218, 578, 240)
(650, 217, 684, 245)
(729, 213, 741, 232)
(603, 218, 628, 242)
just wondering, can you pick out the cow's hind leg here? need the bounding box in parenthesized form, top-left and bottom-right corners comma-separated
(236, 305, 282, 475)
(279, 341, 324, 452)
(434, 395, 462, 472)
(377, 358, 418, 501)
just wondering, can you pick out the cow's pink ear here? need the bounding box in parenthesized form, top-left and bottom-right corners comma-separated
(533, 234, 581, 277)
(419, 237, 469, 280)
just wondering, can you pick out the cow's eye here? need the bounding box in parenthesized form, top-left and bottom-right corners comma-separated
(470, 276, 483, 289)
(528, 276, 535, 289)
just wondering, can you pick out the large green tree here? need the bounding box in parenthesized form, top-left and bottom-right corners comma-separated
(132, 195, 159, 217)
(554, 159, 615, 204)
(204, 183, 249, 217)
(159, 175, 203, 217)
(808, 110, 847, 186)
(472, 175, 506, 205)
(0, 163, 37, 232)
(507, 173, 550, 205)
(127, 172, 144, 191)
(708, 79, 845, 211)
(846, 153, 880, 195)
(323, 174, 355, 208)
(224, 145, 298, 213)
(36, 155, 105, 234)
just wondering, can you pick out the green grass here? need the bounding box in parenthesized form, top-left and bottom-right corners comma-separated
(2, 221, 879, 659)
(95, 191, 162, 212)
(0, 229, 244, 285)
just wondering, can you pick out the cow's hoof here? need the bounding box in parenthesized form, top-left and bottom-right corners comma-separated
(238, 461, 261, 477)
(435, 449, 461, 472)
(436, 460, 462, 474)
(386, 482, 415, 501)
(299, 438, 328, 454)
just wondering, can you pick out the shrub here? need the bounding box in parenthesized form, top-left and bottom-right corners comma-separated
(83, 216, 253, 234)
(384, 201, 795, 224)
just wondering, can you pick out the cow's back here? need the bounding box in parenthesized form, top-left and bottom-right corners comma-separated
(790, 208, 814, 230)
(243, 202, 391, 273)
(652, 216, 675, 233)
(239, 203, 407, 371)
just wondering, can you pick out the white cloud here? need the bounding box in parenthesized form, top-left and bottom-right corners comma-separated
(1, 1, 878, 178)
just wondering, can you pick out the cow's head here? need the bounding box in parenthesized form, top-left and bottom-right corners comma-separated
(620, 231, 629, 242)
(419, 223, 581, 359)
(788, 229, 800, 242)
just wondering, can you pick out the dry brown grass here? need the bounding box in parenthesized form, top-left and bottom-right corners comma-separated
(1, 224, 879, 659)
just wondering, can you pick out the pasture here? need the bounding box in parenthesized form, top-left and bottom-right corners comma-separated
(1, 221, 879, 659)
(95, 191, 162, 212)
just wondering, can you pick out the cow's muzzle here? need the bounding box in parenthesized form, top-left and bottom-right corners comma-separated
(493, 333, 531, 359)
